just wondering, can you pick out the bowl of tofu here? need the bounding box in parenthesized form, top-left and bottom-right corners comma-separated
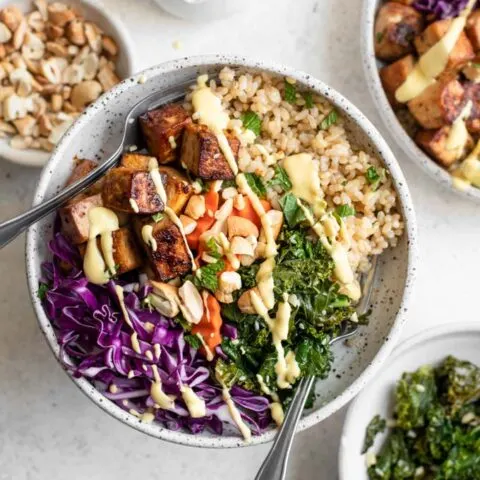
(25, 55, 417, 447)
(361, 0, 480, 201)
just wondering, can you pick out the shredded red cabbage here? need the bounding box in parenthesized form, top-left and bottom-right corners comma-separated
(413, 0, 478, 19)
(41, 232, 272, 437)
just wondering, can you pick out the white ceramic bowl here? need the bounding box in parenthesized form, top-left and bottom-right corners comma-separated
(25, 55, 418, 448)
(339, 322, 480, 480)
(0, 0, 136, 168)
(361, 0, 480, 202)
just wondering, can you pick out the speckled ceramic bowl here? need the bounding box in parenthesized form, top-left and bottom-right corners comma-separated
(361, 0, 480, 203)
(25, 55, 418, 448)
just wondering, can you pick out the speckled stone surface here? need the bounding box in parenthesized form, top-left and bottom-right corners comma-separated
(0, 0, 479, 478)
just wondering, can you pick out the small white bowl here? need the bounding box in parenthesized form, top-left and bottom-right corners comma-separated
(339, 322, 480, 480)
(0, 0, 136, 168)
(361, 0, 480, 202)
(26, 55, 418, 448)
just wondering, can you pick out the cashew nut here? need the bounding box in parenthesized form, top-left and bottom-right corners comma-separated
(150, 281, 180, 318)
(70, 80, 102, 110)
(227, 215, 259, 239)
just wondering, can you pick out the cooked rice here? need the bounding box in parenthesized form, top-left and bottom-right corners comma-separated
(185, 67, 404, 274)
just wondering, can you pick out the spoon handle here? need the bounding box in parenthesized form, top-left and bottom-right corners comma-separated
(0, 145, 122, 249)
(255, 375, 314, 480)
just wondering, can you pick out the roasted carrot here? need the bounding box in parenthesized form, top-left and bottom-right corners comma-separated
(192, 293, 223, 354)
(232, 196, 271, 230)
(186, 189, 219, 250)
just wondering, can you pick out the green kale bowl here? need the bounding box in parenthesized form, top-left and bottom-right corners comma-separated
(26, 55, 417, 448)
(339, 322, 480, 478)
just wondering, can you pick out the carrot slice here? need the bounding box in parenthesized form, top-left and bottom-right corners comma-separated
(232, 196, 271, 229)
(186, 190, 220, 250)
(192, 293, 223, 354)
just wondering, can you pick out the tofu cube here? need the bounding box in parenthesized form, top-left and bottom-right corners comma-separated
(407, 78, 465, 129)
(66, 158, 97, 186)
(102, 167, 164, 214)
(379, 54, 415, 108)
(139, 104, 191, 164)
(134, 216, 192, 281)
(374, 2, 423, 61)
(414, 20, 474, 72)
(463, 82, 480, 133)
(111, 227, 143, 275)
(158, 166, 193, 214)
(180, 123, 239, 180)
(466, 11, 480, 51)
(59, 193, 103, 244)
(416, 126, 472, 167)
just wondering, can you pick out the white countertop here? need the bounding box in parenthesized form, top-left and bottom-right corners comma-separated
(1, 0, 479, 478)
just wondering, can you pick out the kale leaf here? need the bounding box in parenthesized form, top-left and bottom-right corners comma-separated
(362, 415, 387, 454)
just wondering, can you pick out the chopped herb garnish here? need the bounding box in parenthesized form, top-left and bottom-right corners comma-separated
(284, 79, 297, 104)
(362, 415, 386, 453)
(206, 237, 221, 259)
(335, 204, 356, 218)
(37, 283, 49, 301)
(222, 179, 237, 189)
(303, 91, 314, 109)
(244, 172, 267, 198)
(185, 334, 202, 350)
(365, 166, 385, 190)
(376, 31, 384, 43)
(279, 193, 308, 228)
(241, 111, 262, 136)
(267, 165, 292, 191)
(194, 260, 225, 293)
(151, 212, 164, 223)
(320, 110, 338, 130)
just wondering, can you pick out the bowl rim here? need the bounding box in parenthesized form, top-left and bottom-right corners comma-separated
(25, 54, 418, 448)
(360, 0, 480, 203)
(338, 321, 480, 479)
(1, 0, 137, 168)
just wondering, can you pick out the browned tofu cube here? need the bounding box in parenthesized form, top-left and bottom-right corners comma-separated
(407, 78, 465, 129)
(414, 20, 475, 72)
(158, 166, 193, 214)
(416, 126, 472, 167)
(66, 158, 97, 186)
(180, 123, 239, 180)
(134, 217, 192, 281)
(59, 193, 103, 244)
(467, 11, 480, 51)
(111, 227, 143, 275)
(462, 82, 480, 133)
(139, 104, 191, 164)
(119, 152, 152, 170)
(374, 2, 423, 61)
(380, 55, 415, 108)
(102, 167, 164, 214)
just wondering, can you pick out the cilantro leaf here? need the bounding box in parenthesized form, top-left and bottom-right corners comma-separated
(241, 111, 262, 136)
(362, 415, 386, 453)
(267, 166, 292, 191)
(284, 79, 297, 104)
(244, 172, 267, 198)
(206, 237, 221, 259)
(320, 110, 338, 130)
(185, 334, 202, 350)
(37, 283, 49, 301)
(194, 260, 225, 293)
(151, 212, 164, 223)
(303, 91, 314, 109)
(335, 204, 356, 218)
(365, 166, 385, 190)
(279, 193, 308, 228)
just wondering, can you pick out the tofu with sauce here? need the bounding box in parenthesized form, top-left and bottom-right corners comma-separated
(59, 193, 103, 244)
(139, 104, 192, 164)
(102, 167, 164, 214)
(407, 78, 465, 129)
(466, 11, 480, 52)
(133, 216, 192, 281)
(379, 54, 415, 108)
(374, 2, 423, 61)
(463, 82, 480, 133)
(416, 126, 472, 167)
(110, 227, 144, 275)
(414, 20, 475, 73)
(180, 123, 239, 180)
(120, 153, 193, 214)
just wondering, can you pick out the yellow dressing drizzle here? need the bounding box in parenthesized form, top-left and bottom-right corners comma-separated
(395, 0, 476, 103)
(446, 101, 472, 158)
(130, 331, 141, 354)
(180, 385, 206, 418)
(195, 332, 214, 361)
(256, 257, 276, 310)
(114, 285, 134, 329)
(192, 75, 238, 175)
(270, 402, 285, 427)
(83, 207, 119, 285)
(456, 139, 480, 187)
(283, 153, 323, 205)
(219, 380, 252, 442)
(150, 364, 175, 410)
(129, 198, 139, 213)
(141, 224, 157, 251)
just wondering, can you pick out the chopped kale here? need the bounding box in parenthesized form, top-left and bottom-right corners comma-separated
(37, 282, 49, 301)
(278, 193, 309, 228)
(362, 415, 387, 454)
(267, 166, 292, 192)
(151, 212, 164, 223)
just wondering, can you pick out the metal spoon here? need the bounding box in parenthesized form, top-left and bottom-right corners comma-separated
(0, 79, 195, 249)
(255, 258, 377, 480)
